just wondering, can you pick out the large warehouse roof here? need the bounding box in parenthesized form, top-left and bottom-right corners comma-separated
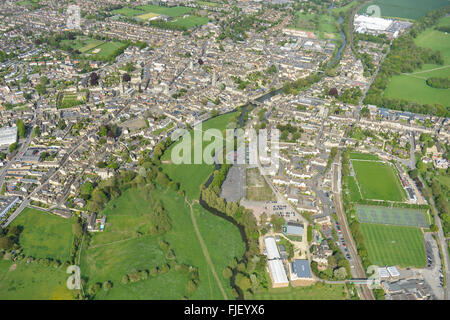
(264, 236, 280, 260)
(268, 260, 289, 284)
(354, 15, 393, 31)
(0, 126, 17, 146)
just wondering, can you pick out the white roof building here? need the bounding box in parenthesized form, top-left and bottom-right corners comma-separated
(0, 126, 17, 146)
(387, 266, 400, 278)
(268, 260, 289, 285)
(264, 236, 280, 260)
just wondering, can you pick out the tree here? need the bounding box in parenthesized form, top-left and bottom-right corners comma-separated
(122, 73, 131, 82)
(334, 267, 347, 280)
(235, 273, 251, 292)
(103, 281, 113, 291)
(8, 142, 19, 153)
(328, 87, 338, 96)
(89, 72, 99, 86)
(223, 267, 233, 279)
(270, 214, 285, 232)
(16, 119, 25, 138)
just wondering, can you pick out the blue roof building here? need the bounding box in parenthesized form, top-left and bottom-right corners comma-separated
(290, 259, 312, 279)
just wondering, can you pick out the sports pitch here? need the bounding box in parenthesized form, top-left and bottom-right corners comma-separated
(360, 223, 426, 268)
(351, 160, 406, 202)
(356, 205, 428, 228)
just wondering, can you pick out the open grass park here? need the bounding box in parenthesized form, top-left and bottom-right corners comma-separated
(383, 15, 450, 106)
(81, 185, 245, 299)
(360, 223, 426, 268)
(351, 159, 406, 202)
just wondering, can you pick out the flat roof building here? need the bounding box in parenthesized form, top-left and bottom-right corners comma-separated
(268, 260, 289, 287)
(0, 126, 17, 146)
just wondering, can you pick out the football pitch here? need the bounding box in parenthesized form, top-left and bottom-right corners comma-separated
(360, 223, 426, 268)
(356, 205, 428, 228)
(351, 160, 406, 202)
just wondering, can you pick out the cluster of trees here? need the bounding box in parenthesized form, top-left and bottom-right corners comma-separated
(426, 77, 450, 89)
(337, 87, 363, 105)
(15, 119, 25, 139)
(276, 123, 303, 142)
(98, 124, 120, 139)
(217, 14, 271, 42)
(0, 225, 22, 251)
(282, 72, 322, 95)
(364, 7, 450, 117)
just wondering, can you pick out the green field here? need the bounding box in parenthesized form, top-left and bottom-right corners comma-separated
(383, 15, 450, 106)
(250, 282, 347, 300)
(356, 205, 428, 228)
(170, 16, 209, 29)
(81, 185, 245, 299)
(11, 208, 74, 262)
(0, 260, 73, 300)
(349, 152, 380, 161)
(288, 12, 339, 39)
(351, 160, 406, 202)
(113, 5, 193, 18)
(359, 0, 449, 20)
(384, 73, 450, 106)
(136, 12, 160, 20)
(344, 175, 363, 202)
(196, 1, 220, 7)
(161, 112, 238, 199)
(60, 37, 128, 61)
(360, 223, 426, 268)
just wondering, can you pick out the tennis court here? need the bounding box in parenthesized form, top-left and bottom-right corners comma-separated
(356, 205, 428, 228)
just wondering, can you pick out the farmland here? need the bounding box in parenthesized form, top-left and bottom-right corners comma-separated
(81, 185, 245, 299)
(360, 223, 426, 268)
(351, 160, 406, 202)
(358, 0, 449, 20)
(11, 208, 74, 262)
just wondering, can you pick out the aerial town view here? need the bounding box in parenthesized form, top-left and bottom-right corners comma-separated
(0, 0, 449, 306)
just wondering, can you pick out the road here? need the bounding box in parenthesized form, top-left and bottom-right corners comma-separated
(332, 154, 375, 300)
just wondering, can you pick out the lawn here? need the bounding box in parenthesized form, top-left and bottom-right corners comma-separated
(0, 260, 73, 300)
(81, 185, 245, 299)
(87, 41, 128, 61)
(250, 282, 347, 300)
(358, 0, 449, 20)
(351, 160, 406, 202)
(288, 12, 340, 39)
(11, 207, 74, 262)
(136, 5, 193, 17)
(349, 152, 380, 161)
(196, 1, 220, 7)
(344, 175, 362, 202)
(136, 12, 160, 20)
(383, 15, 450, 106)
(383, 74, 450, 106)
(161, 112, 238, 199)
(360, 223, 426, 268)
(170, 16, 209, 29)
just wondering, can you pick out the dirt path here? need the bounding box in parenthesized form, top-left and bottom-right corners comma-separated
(185, 198, 228, 300)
